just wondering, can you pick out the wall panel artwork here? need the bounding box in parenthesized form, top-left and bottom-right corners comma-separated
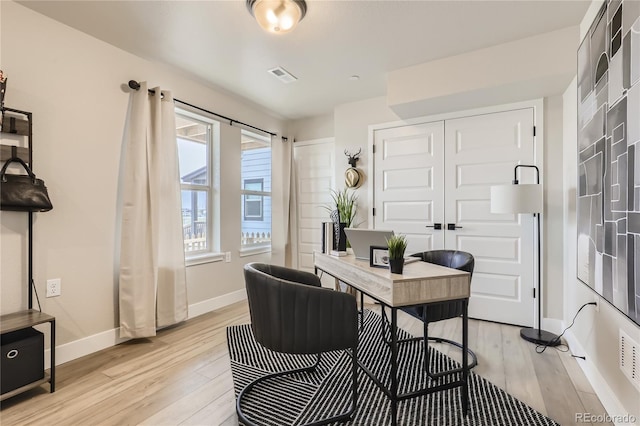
(577, 0, 640, 326)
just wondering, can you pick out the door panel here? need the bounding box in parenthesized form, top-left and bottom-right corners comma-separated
(373, 122, 445, 255)
(294, 140, 335, 273)
(444, 108, 535, 326)
(456, 161, 516, 187)
(471, 273, 521, 299)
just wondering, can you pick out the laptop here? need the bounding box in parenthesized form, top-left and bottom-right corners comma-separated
(344, 228, 394, 260)
(343, 229, 420, 265)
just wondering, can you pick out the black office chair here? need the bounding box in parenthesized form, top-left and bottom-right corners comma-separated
(400, 250, 477, 379)
(238, 263, 359, 426)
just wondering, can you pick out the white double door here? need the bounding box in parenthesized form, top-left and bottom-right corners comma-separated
(373, 108, 537, 326)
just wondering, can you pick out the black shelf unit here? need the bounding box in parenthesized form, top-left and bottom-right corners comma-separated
(0, 107, 55, 400)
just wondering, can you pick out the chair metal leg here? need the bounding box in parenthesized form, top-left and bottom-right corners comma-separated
(422, 303, 477, 380)
(397, 306, 479, 379)
(428, 337, 478, 369)
(237, 350, 358, 426)
(424, 336, 478, 380)
(385, 306, 478, 376)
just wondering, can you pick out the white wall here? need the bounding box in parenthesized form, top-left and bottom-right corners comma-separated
(543, 95, 566, 320)
(387, 27, 579, 119)
(0, 2, 287, 353)
(288, 113, 333, 142)
(560, 0, 640, 420)
(333, 96, 401, 228)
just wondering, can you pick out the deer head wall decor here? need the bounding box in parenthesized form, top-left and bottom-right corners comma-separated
(343, 148, 363, 189)
(344, 148, 361, 168)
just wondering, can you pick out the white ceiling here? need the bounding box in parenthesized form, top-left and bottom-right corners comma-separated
(20, 0, 590, 120)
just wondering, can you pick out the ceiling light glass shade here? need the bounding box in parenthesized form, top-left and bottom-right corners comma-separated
(247, 0, 307, 34)
(490, 184, 542, 214)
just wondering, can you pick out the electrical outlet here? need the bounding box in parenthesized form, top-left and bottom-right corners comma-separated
(225, 252, 231, 263)
(46, 278, 61, 297)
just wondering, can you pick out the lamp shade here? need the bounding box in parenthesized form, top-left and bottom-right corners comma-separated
(247, 0, 307, 34)
(490, 184, 542, 214)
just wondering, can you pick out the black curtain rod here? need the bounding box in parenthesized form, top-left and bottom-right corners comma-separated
(127, 80, 281, 139)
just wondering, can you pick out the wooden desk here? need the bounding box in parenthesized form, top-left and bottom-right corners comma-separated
(314, 252, 470, 307)
(314, 252, 471, 425)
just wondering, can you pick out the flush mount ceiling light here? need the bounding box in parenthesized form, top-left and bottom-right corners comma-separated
(246, 0, 307, 34)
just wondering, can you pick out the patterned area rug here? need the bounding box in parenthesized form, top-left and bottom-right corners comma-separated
(227, 310, 559, 425)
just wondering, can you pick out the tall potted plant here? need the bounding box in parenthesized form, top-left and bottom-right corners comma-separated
(386, 234, 407, 274)
(324, 188, 358, 251)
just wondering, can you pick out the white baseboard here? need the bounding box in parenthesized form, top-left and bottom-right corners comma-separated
(44, 327, 129, 369)
(187, 289, 246, 319)
(541, 317, 564, 335)
(44, 290, 247, 368)
(563, 330, 632, 426)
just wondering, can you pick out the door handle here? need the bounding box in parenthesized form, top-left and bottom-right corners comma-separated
(425, 223, 442, 230)
(447, 223, 463, 230)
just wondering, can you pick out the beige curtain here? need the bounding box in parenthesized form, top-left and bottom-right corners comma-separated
(119, 82, 188, 339)
(284, 138, 298, 268)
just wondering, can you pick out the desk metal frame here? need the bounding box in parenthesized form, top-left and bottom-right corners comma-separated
(314, 253, 469, 426)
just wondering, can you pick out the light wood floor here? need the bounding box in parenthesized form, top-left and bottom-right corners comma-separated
(0, 301, 611, 426)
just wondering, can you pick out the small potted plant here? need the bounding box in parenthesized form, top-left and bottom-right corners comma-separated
(386, 234, 407, 274)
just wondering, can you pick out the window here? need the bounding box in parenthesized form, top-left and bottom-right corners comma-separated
(243, 178, 264, 221)
(240, 131, 271, 250)
(176, 109, 219, 258)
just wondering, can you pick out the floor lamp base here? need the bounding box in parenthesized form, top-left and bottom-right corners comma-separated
(520, 328, 561, 346)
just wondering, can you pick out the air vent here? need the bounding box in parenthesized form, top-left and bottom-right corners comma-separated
(268, 66, 297, 83)
(620, 329, 640, 391)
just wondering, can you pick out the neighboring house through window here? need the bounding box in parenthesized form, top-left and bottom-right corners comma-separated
(241, 131, 271, 251)
(176, 109, 219, 260)
(243, 178, 264, 221)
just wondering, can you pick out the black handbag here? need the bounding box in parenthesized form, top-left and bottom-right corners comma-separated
(0, 156, 53, 212)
